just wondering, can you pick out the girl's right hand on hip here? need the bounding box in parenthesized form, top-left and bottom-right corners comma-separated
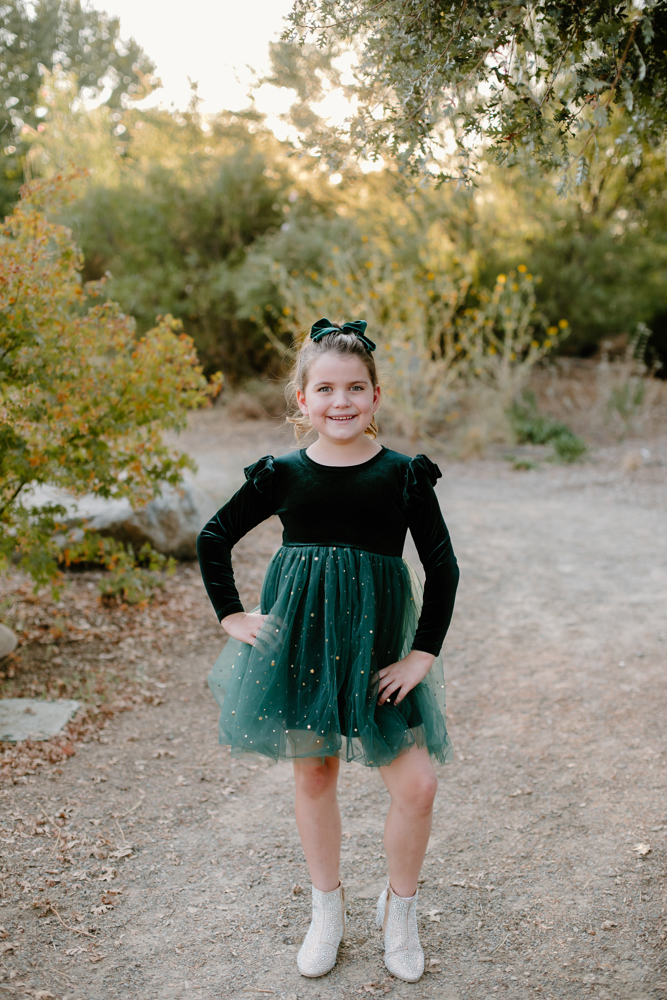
(220, 611, 268, 646)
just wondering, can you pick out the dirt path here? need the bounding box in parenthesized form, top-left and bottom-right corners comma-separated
(1, 422, 666, 1000)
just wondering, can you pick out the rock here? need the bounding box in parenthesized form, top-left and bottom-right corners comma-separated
(84, 483, 212, 561)
(0, 698, 79, 741)
(24, 478, 223, 561)
(0, 624, 18, 659)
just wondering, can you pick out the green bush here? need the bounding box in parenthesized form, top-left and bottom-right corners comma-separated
(508, 392, 587, 463)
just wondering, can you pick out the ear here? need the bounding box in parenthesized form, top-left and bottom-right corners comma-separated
(296, 388, 308, 415)
(372, 384, 382, 413)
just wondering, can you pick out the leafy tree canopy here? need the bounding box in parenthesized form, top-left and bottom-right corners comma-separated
(0, 0, 157, 213)
(285, 1, 667, 186)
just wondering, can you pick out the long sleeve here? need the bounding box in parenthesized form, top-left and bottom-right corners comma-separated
(404, 455, 459, 657)
(196, 455, 277, 621)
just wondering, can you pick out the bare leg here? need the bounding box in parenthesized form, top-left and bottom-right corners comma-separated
(379, 746, 437, 897)
(293, 756, 341, 892)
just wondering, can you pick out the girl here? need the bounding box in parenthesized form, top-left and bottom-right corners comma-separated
(197, 319, 459, 983)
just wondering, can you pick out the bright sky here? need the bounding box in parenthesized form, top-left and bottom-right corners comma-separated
(99, 0, 299, 120)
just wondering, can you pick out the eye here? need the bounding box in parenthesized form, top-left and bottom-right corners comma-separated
(350, 384, 365, 391)
(317, 386, 332, 392)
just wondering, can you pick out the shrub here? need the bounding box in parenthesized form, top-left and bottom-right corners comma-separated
(0, 173, 221, 594)
(508, 391, 587, 463)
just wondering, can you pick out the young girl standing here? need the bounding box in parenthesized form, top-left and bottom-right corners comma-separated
(197, 319, 459, 983)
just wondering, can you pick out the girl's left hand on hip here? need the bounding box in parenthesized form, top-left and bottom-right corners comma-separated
(377, 649, 436, 706)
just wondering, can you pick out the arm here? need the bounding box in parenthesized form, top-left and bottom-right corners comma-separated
(196, 456, 276, 624)
(377, 456, 459, 706)
(407, 468, 459, 657)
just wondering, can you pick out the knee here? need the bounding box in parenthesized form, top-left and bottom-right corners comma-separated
(294, 759, 338, 800)
(397, 770, 437, 815)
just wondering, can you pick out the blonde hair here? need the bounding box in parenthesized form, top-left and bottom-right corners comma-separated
(285, 324, 380, 441)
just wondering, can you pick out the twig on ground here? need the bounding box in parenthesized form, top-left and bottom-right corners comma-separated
(492, 932, 509, 953)
(48, 903, 95, 939)
(112, 791, 146, 819)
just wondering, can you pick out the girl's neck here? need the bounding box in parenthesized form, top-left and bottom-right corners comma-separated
(305, 435, 382, 468)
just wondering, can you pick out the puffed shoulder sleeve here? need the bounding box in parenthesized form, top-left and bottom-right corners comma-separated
(403, 453, 442, 509)
(196, 455, 277, 622)
(403, 454, 459, 657)
(243, 454, 275, 495)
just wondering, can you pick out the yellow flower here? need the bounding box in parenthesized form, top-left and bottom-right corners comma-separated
(512, 283, 519, 291)
(526, 273, 533, 281)
(332, 246, 340, 253)
(497, 274, 506, 283)
(426, 272, 435, 281)
(290, 269, 299, 277)
(331, 279, 339, 286)
(518, 264, 527, 273)
(361, 235, 369, 243)
(510, 352, 516, 360)
(282, 307, 291, 316)
(488, 345, 497, 355)
(544, 339, 552, 348)
(365, 261, 373, 269)
(547, 325, 558, 336)
(559, 318, 569, 328)
(531, 340, 539, 349)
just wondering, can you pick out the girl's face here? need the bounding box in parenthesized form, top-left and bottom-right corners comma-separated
(296, 353, 381, 443)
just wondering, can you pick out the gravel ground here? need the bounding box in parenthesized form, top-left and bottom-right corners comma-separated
(0, 419, 666, 1000)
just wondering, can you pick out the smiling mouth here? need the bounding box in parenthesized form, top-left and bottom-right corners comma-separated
(327, 415, 357, 422)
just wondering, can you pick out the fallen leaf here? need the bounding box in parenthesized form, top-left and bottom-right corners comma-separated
(33, 991, 55, 999)
(109, 846, 133, 859)
(0, 927, 7, 939)
(91, 905, 112, 915)
(633, 843, 651, 856)
(89, 953, 105, 963)
(97, 867, 117, 882)
(426, 909, 443, 922)
(601, 920, 617, 930)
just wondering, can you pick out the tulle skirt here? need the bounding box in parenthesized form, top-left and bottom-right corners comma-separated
(207, 544, 452, 768)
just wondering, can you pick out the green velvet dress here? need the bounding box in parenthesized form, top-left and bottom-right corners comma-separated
(197, 446, 459, 768)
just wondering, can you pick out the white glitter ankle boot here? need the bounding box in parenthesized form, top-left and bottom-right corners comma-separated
(297, 882, 346, 978)
(375, 883, 424, 982)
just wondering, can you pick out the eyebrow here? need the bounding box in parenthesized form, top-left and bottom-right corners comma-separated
(311, 378, 371, 387)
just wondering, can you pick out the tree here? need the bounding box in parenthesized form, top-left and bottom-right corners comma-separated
(0, 0, 157, 215)
(34, 92, 333, 379)
(0, 173, 220, 590)
(285, 1, 667, 184)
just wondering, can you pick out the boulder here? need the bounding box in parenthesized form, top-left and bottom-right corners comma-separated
(0, 624, 18, 659)
(85, 483, 212, 561)
(24, 478, 226, 562)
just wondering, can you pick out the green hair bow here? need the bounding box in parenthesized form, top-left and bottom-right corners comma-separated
(309, 317, 376, 352)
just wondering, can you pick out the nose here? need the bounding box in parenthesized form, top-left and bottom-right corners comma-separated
(330, 390, 354, 408)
